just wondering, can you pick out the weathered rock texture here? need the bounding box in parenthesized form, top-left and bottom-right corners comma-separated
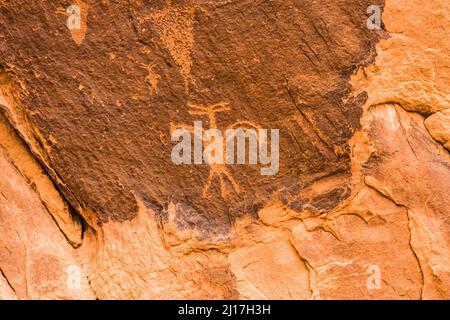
(0, 0, 449, 299)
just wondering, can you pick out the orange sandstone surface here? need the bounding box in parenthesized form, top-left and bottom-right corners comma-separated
(0, 0, 448, 299)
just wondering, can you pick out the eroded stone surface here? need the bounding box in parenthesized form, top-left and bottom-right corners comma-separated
(0, 0, 385, 229)
(0, 136, 93, 299)
(362, 103, 450, 299)
(0, 0, 449, 300)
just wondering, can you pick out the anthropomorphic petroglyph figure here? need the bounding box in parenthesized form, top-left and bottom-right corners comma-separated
(171, 102, 265, 198)
(140, 63, 160, 95)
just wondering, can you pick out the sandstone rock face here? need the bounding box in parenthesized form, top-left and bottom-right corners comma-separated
(0, 0, 449, 300)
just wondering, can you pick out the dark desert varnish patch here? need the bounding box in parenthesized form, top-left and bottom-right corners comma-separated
(0, 0, 385, 233)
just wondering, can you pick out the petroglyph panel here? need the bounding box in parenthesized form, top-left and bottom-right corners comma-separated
(0, 0, 385, 232)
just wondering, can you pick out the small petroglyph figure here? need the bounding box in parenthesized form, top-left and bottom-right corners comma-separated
(66, 265, 82, 290)
(140, 63, 161, 95)
(366, 264, 382, 289)
(367, 5, 382, 30)
(66, 5, 81, 30)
